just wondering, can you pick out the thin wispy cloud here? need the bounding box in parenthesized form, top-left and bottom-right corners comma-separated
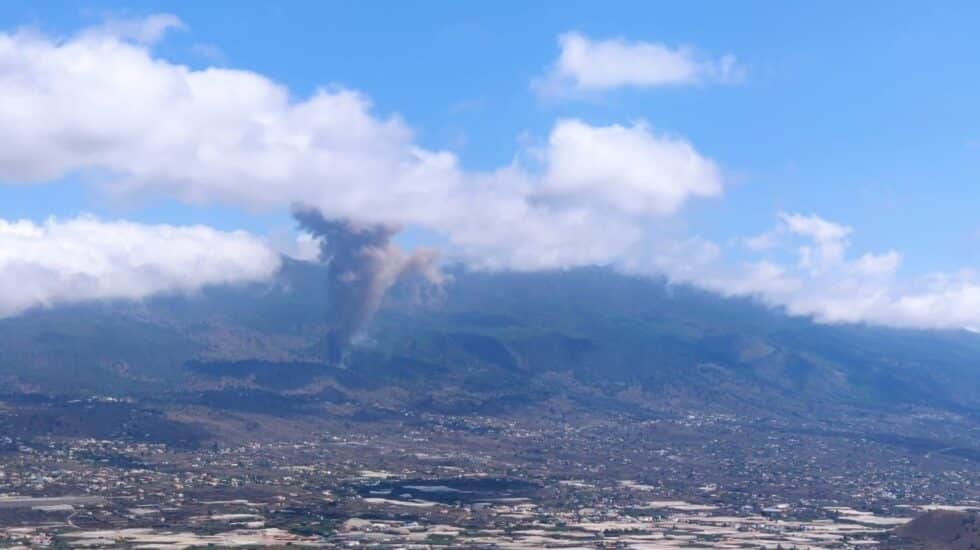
(534, 31, 743, 98)
(85, 12, 186, 45)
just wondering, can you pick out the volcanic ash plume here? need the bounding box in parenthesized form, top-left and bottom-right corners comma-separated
(293, 206, 443, 365)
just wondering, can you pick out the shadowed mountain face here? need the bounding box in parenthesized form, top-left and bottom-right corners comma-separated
(3, 259, 980, 418)
(891, 510, 980, 548)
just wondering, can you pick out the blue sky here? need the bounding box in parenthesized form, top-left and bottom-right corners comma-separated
(1, 1, 980, 328)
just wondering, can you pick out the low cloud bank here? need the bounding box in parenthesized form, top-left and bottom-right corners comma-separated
(0, 216, 280, 318)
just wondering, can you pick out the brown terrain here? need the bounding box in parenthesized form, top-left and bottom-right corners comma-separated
(890, 511, 980, 549)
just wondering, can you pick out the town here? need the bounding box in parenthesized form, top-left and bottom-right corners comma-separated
(2, 400, 977, 548)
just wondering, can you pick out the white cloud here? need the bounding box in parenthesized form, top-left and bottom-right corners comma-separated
(286, 232, 323, 262)
(7, 20, 980, 333)
(854, 251, 902, 277)
(535, 31, 742, 97)
(0, 21, 722, 274)
(0, 216, 280, 318)
(741, 230, 779, 252)
(541, 119, 722, 216)
(779, 212, 851, 272)
(780, 212, 852, 244)
(643, 212, 980, 330)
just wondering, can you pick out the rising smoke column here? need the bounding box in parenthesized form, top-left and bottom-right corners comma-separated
(294, 206, 442, 364)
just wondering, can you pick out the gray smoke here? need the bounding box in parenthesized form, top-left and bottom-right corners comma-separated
(293, 206, 442, 364)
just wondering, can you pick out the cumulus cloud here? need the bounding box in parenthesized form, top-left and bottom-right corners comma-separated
(534, 31, 742, 97)
(0, 21, 722, 273)
(0, 216, 280, 318)
(541, 119, 722, 216)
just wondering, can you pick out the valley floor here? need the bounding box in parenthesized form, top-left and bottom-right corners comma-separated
(1, 401, 978, 547)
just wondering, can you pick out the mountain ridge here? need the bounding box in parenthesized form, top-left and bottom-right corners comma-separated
(1, 258, 979, 420)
